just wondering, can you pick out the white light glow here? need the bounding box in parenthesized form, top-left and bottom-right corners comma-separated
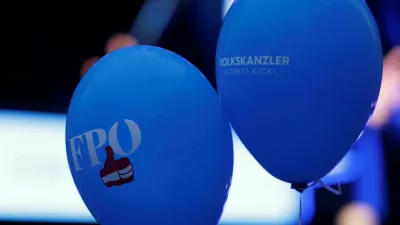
(222, 0, 235, 19)
(0, 110, 352, 224)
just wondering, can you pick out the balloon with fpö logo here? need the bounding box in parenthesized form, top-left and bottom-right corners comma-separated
(66, 46, 234, 225)
(216, 0, 382, 184)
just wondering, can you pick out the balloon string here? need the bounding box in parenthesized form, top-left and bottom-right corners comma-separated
(296, 180, 342, 225)
(298, 193, 303, 225)
(307, 180, 342, 195)
(317, 180, 342, 195)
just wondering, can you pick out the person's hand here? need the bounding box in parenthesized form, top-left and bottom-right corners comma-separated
(369, 46, 400, 127)
(80, 33, 139, 78)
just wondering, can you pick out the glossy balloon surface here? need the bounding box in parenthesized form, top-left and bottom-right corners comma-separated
(66, 46, 233, 225)
(216, 0, 382, 183)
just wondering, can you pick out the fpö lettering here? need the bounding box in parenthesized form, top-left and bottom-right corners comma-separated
(68, 119, 141, 172)
(219, 56, 290, 67)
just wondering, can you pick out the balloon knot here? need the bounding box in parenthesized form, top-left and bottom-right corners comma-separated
(291, 183, 308, 193)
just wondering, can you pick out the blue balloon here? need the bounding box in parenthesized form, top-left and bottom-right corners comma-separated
(66, 46, 233, 225)
(216, 0, 382, 184)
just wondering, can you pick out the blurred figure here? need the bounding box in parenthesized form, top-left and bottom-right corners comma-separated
(335, 202, 379, 225)
(80, 33, 139, 78)
(80, 57, 100, 78)
(369, 46, 400, 128)
(104, 33, 139, 53)
(334, 46, 400, 225)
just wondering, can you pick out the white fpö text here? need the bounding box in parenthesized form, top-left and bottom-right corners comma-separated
(68, 119, 141, 172)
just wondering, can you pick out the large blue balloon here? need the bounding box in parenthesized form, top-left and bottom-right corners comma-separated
(66, 46, 233, 225)
(216, 0, 382, 184)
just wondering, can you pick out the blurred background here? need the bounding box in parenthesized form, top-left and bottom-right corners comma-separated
(0, 0, 399, 224)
